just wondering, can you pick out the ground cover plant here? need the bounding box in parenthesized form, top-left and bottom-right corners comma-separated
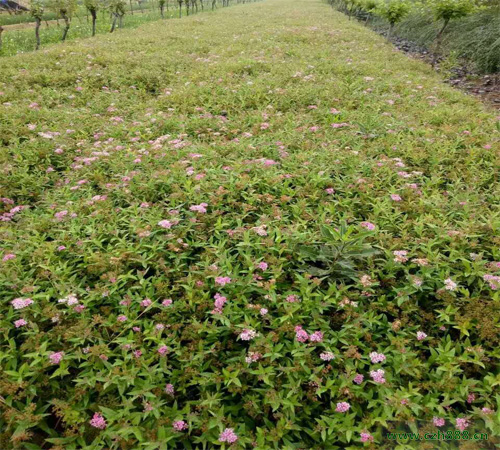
(0, 0, 500, 447)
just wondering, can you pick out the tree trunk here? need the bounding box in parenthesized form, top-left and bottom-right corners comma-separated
(178, 0, 182, 16)
(61, 11, 70, 41)
(432, 18, 450, 67)
(91, 9, 97, 36)
(130, 0, 134, 14)
(35, 17, 41, 50)
(388, 22, 394, 39)
(110, 13, 118, 32)
(160, 3, 164, 17)
(118, 13, 123, 28)
(0, 26, 3, 51)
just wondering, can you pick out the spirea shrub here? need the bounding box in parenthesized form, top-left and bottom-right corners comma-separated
(1, 1, 499, 447)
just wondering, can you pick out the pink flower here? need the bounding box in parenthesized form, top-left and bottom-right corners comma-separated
(260, 308, 268, 316)
(416, 331, 427, 341)
(14, 319, 27, 328)
(481, 407, 493, 415)
(215, 276, 232, 286)
(219, 428, 238, 443)
(158, 220, 173, 229)
(49, 352, 64, 364)
(466, 394, 475, 404)
(239, 329, 257, 341)
(391, 194, 402, 202)
(320, 352, 335, 361)
(455, 418, 469, 431)
(370, 369, 386, 384)
(162, 298, 173, 306)
(253, 225, 268, 236)
(433, 417, 445, 427)
(190, 203, 208, 214)
(309, 331, 323, 343)
(295, 326, 309, 342)
(2, 253, 16, 261)
(353, 374, 364, 384)
(57, 246, 66, 251)
(393, 250, 408, 263)
(158, 345, 169, 356)
(444, 278, 458, 291)
(360, 275, 373, 287)
(325, 188, 335, 194)
(117, 315, 127, 322)
(360, 432, 374, 442)
(335, 402, 350, 413)
(11, 298, 34, 310)
(140, 298, 152, 307)
(369, 352, 386, 364)
(286, 295, 300, 303)
(360, 221, 376, 231)
(245, 351, 262, 363)
(165, 384, 175, 395)
(257, 262, 268, 270)
(89, 412, 107, 429)
(173, 420, 188, 431)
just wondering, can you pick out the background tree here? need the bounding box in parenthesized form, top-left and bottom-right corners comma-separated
(109, 0, 126, 32)
(29, 0, 44, 50)
(84, 0, 100, 36)
(159, 0, 166, 17)
(376, 0, 410, 38)
(48, 0, 77, 41)
(430, 0, 478, 64)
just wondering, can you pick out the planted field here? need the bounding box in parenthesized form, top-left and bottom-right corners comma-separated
(0, 0, 499, 447)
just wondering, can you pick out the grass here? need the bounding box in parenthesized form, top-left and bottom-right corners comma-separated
(0, 3, 197, 56)
(0, 0, 499, 447)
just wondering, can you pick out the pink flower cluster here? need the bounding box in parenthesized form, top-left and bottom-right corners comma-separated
(369, 352, 386, 364)
(455, 418, 469, 431)
(89, 412, 107, 429)
(484, 274, 500, 290)
(219, 428, 238, 443)
(295, 326, 309, 342)
(393, 250, 408, 263)
(416, 331, 427, 341)
(14, 319, 27, 328)
(370, 369, 386, 384)
(433, 417, 445, 427)
(319, 352, 335, 361)
(173, 420, 188, 431)
(245, 352, 262, 363)
(11, 297, 34, 310)
(215, 276, 232, 286)
(190, 203, 208, 213)
(211, 293, 227, 314)
(360, 432, 374, 442)
(353, 374, 364, 384)
(158, 345, 169, 356)
(239, 329, 257, 341)
(360, 221, 376, 231)
(49, 352, 64, 364)
(335, 402, 350, 413)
